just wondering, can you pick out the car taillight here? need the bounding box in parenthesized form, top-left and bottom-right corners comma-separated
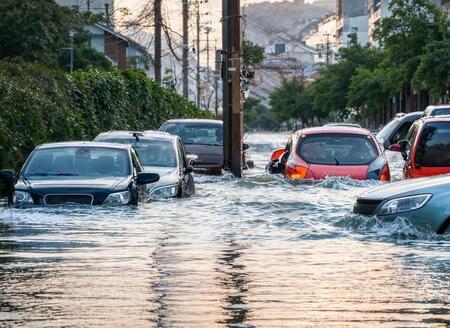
(285, 164, 308, 179)
(380, 164, 390, 182)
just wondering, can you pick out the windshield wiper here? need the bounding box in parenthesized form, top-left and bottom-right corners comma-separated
(334, 157, 340, 166)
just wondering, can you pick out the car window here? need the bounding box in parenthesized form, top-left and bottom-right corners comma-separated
(415, 122, 450, 166)
(161, 123, 223, 146)
(391, 121, 413, 144)
(297, 134, 378, 165)
(99, 138, 177, 168)
(23, 147, 130, 178)
(431, 108, 450, 117)
(177, 140, 186, 168)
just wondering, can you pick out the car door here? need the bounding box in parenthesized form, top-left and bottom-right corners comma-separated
(177, 139, 195, 197)
(403, 123, 419, 179)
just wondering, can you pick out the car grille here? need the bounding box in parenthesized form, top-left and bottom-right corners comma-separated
(353, 198, 382, 215)
(44, 194, 94, 205)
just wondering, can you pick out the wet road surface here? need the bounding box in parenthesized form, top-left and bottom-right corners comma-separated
(0, 132, 449, 327)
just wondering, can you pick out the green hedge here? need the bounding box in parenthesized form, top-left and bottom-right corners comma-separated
(0, 61, 211, 171)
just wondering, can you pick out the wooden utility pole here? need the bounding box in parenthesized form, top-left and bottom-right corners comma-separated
(154, 0, 162, 83)
(182, 0, 189, 97)
(196, 0, 201, 108)
(222, 0, 243, 178)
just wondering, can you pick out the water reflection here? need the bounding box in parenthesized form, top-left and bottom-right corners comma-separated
(216, 239, 252, 327)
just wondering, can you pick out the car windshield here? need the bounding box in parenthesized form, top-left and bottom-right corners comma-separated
(161, 123, 223, 146)
(100, 138, 177, 167)
(431, 108, 450, 117)
(415, 122, 450, 166)
(23, 147, 130, 178)
(298, 134, 378, 165)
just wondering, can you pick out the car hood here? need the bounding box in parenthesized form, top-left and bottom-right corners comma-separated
(184, 144, 222, 155)
(17, 177, 129, 192)
(143, 166, 179, 191)
(361, 174, 450, 199)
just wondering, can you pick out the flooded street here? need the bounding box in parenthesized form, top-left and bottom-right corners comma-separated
(0, 132, 449, 327)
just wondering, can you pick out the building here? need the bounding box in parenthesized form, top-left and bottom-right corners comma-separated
(263, 41, 316, 69)
(304, 14, 339, 64)
(336, 0, 369, 46)
(85, 23, 153, 73)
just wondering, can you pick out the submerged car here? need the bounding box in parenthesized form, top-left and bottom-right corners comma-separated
(0, 142, 159, 206)
(376, 112, 423, 150)
(94, 130, 195, 198)
(422, 104, 450, 117)
(159, 119, 224, 174)
(268, 126, 390, 181)
(389, 116, 450, 179)
(353, 174, 450, 234)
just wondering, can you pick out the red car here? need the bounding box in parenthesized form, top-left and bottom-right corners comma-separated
(389, 116, 450, 179)
(268, 126, 390, 181)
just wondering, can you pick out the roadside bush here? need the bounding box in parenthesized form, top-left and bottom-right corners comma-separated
(0, 61, 211, 171)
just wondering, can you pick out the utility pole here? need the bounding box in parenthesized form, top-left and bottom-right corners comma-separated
(204, 26, 212, 83)
(324, 32, 331, 65)
(196, 0, 201, 108)
(222, 0, 243, 178)
(154, 0, 162, 83)
(69, 30, 74, 73)
(182, 0, 189, 97)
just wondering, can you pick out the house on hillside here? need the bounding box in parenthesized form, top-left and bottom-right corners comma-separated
(85, 23, 153, 74)
(263, 41, 316, 69)
(304, 14, 339, 64)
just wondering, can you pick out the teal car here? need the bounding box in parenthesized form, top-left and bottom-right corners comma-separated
(353, 175, 450, 234)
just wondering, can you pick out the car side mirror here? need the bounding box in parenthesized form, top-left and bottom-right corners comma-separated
(271, 148, 285, 162)
(137, 172, 159, 185)
(389, 144, 401, 152)
(0, 169, 15, 181)
(243, 143, 250, 151)
(184, 165, 194, 174)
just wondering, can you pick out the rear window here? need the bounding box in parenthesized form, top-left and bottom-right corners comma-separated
(297, 134, 378, 165)
(160, 123, 223, 146)
(415, 122, 450, 166)
(431, 108, 450, 117)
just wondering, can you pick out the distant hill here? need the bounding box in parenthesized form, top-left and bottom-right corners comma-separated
(243, 0, 335, 46)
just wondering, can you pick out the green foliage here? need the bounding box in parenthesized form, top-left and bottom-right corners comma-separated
(269, 78, 313, 128)
(244, 97, 277, 131)
(0, 61, 210, 170)
(0, 0, 112, 71)
(243, 40, 264, 67)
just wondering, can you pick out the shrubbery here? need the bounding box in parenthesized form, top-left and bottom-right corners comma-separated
(0, 60, 210, 171)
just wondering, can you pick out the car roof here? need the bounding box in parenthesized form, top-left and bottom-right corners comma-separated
(96, 130, 177, 142)
(324, 123, 361, 128)
(37, 141, 131, 150)
(295, 126, 373, 137)
(419, 115, 450, 124)
(162, 119, 223, 125)
(394, 111, 423, 119)
(426, 104, 450, 110)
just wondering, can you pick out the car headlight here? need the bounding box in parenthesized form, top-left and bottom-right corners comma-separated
(150, 184, 179, 199)
(104, 191, 130, 205)
(378, 194, 432, 215)
(13, 191, 34, 206)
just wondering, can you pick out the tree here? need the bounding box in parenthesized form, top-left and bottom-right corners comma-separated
(243, 40, 264, 67)
(269, 78, 313, 128)
(0, 0, 112, 71)
(244, 97, 277, 131)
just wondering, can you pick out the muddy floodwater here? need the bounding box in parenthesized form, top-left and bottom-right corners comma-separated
(0, 132, 449, 327)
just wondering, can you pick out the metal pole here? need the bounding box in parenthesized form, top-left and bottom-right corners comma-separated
(205, 26, 212, 83)
(69, 30, 74, 73)
(182, 0, 189, 97)
(154, 0, 162, 83)
(196, 0, 201, 108)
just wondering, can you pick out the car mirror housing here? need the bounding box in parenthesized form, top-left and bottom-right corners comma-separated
(243, 143, 250, 151)
(0, 169, 15, 181)
(271, 148, 285, 162)
(184, 165, 194, 174)
(137, 172, 159, 185)
(389, 144, 401, 152)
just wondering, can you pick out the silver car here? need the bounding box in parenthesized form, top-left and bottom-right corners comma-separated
(353, 174, 450, 234)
